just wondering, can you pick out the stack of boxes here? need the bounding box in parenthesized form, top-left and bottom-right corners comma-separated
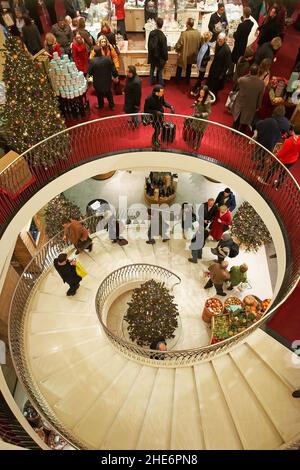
(49, 53, 87, 99)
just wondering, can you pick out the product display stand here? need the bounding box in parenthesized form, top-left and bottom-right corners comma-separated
(58, 92, 90, 119)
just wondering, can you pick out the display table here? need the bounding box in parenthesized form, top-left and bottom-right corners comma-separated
(58, 92, 90, 119)
(0, 151, 36, 199)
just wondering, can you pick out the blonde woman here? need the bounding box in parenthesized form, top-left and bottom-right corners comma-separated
(209, 205, 232, 241)
(90, 35, 120, 70)
(44, 32, 61, 58)
(191, 31, 212, 96)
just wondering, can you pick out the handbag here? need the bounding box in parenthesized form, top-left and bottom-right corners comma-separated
(75, 261, 87, 278)
(225, 90, 238, 113)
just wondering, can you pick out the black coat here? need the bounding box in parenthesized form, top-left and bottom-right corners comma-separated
(88, 56, 118, 93)
(147, 29, 168, 67)
(254, 42, 275, 65)
(208, 11, 228, 42)
(231, 19, 254, 64)
(144, 92, 172, 116)
(207, 43, 232, 91)
(64, 0, 79, 18)
(124, 75, 142, 113)
(200, 202, 218, 227)
(215, 191, 236, 212)
(258, 17, 282, 45)
(54, 259, 82, 285)
(22, 23, 42, 55)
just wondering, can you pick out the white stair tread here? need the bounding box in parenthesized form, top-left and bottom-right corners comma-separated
(230, 343, 300, 442)
(213, 353, 283, 449)
(246, 328, 300, 388)
(101, 366, 157, 450)
(171, 368, 204, 449)
(194, 362, 243, 450)
(136, 368, 174, 450)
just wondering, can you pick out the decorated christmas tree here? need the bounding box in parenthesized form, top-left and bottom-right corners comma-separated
(44, 194, 83, 239)
(0, 33, 68, 166)
(124, 279, 179, 347)
(231, 202, 272, 252)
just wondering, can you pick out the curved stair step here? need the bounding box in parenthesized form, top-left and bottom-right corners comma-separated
(230, 343, 300, 443)
(29, 312, 98, 334)
(136, 368, 175, 450)
(212, 353, 283, 449)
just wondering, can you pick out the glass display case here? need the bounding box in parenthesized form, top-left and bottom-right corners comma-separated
(158, 0, 176, 22)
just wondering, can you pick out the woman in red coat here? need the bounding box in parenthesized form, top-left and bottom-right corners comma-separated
(72, 33, 89, 75)
(112, 0, 127, 39)
(266, 127, 300, 188)
(209, 205, 232, 241)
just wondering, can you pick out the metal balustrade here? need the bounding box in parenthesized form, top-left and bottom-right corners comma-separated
(0, 114, 299, 447)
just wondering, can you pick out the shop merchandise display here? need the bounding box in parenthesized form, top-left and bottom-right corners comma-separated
(49, 53, 87, 99)
(86, 1, 109, 25)
(144, 171, 178, 203)
(210, 296, 271, 343)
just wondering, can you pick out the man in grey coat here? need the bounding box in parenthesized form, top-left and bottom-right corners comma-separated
(52, 17, 72, 55)
(232, 64, 265, 134)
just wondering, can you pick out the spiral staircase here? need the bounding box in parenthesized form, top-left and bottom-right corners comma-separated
(0, 115, 300, 450)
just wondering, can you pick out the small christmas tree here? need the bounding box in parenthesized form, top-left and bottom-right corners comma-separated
(231, 202, 272, 252)
(44, 194, 83, 239)
(0, 33, 68, 166)
(124, 279, 179, 347)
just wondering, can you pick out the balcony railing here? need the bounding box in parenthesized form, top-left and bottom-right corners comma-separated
(1, 115, 300, 446)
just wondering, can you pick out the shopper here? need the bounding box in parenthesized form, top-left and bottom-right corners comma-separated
(112, 0, 127, 39)
(63, 219, 93, 254)
(91, 35, 120, 70)
(228, 264, 248, 290)
(44, 32, 61, 58)
(75, 17, 94, 52)
(146, 209, 169, 244)
(199, 198, 218, 228)
(208, 3, 228, 42)
(71, 33, 89, 75)
(209, 205, 232, 241)
(257, 5, 284, 45)
(265, 126, 300, 188)
(144, 0, 158, 23)
(22, 16, 43, 55)
(147, 17, 168, 86)
(143, 85, 174, 150)
(233, 46, 254, 88)
(211, 232, 239, 262)
(254, 36, 282, 65)
(123, 65, 142, 127)
(191, 31, 213, 96)
(255, 105, 290, 152)
(231, 7, 253, 64)
(97, 20, 117, 50)
(15, 9, 25, 36)
(52, 16, 72, 56)
(258, 58, 272, 87)
(88, 46, 119, 110)
(215, 188, 236, 212)
(175, 18, 202, 84)
(204, 260, 230, 296)
(189, 85, 212, 150)
(188, 222, 205, 263)
(64, 0, 79, 19)
(232, 64, 265, 134)
(207, 32, 232, 98)
(150, 337, 167, 360)
(54, 253, 82, 296)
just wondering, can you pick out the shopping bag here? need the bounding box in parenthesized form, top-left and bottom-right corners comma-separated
(75, 261, 87, 278)
(161, 121, 176, 143)
(225, 90, 238, 113)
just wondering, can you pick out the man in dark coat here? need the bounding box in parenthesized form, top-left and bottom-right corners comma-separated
(88, 46, 119, 109)
(54, 253, 82, 296)
(231, 7, 253, 64)
(64, 0, 79, 18)
(52, 17, 72, 55)
(207, 33, 232, 98)
(147, 17, 168, 86)
(254, 36, 282, 65)
(144, 85, 174, 149)
(208, 3, 228, 42)
(199, 198, 218, 228)
(124, 65, 142, 127)
(215, 188, 236, 212)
